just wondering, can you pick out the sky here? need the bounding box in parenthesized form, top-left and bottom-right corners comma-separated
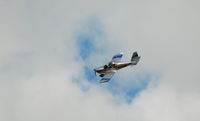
(0, 0, 200, 121)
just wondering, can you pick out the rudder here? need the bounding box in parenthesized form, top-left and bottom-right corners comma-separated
(131, 52, 140, 65)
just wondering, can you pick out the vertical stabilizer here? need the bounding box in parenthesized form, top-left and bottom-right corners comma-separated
(131, 52, 140, 65)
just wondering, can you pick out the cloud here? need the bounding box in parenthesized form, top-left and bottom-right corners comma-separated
(0, 0, 200, 121)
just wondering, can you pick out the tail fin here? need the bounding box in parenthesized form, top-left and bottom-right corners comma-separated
(131, 52, 140, 65)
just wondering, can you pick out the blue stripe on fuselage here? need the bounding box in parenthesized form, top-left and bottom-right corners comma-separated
(112, 54, 123, 59)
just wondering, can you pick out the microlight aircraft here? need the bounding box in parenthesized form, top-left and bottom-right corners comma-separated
(94, 52, 140, 83)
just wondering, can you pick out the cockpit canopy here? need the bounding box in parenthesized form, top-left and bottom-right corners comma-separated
(108, 62, 116, 67)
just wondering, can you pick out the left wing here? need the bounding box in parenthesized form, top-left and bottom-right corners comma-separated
(100, 70, 116, 83)
(110, 53, 123, 63)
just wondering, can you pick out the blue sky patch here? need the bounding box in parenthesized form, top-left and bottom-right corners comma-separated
(78, 35, 95, 60)
(83, 66, 98, 83)
(76, 17, 105, 60)
(101, 73, 152, 104)
(74, 17, 157, 104)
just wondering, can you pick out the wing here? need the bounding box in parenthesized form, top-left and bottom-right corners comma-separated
(100, 70, 116, 83)
(110, 53, 123, 63)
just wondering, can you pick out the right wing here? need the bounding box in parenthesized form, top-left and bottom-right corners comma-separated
(110, 52, 123, 63)
(100, 70, 116, 83)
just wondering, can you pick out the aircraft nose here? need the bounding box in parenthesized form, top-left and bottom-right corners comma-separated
(94, 68, 99, 72)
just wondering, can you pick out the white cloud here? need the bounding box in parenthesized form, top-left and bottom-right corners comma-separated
(0, 0, 200, 121)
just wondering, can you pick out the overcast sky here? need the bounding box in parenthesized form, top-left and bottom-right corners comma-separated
(0, 0, 200, 121)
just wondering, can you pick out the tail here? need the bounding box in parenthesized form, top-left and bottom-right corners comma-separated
(131, 52, 140, 65)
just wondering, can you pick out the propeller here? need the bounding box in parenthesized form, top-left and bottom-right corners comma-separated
(94, 69, 97, 76)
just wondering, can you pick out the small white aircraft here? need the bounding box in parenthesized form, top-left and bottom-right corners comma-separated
(94, 52, 140, 83)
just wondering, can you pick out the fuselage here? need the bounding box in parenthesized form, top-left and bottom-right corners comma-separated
(94, 61, 132, 74)
(94, 51, 140, 82)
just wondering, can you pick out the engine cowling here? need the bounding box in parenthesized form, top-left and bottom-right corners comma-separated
(104, 65, 108, 69)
